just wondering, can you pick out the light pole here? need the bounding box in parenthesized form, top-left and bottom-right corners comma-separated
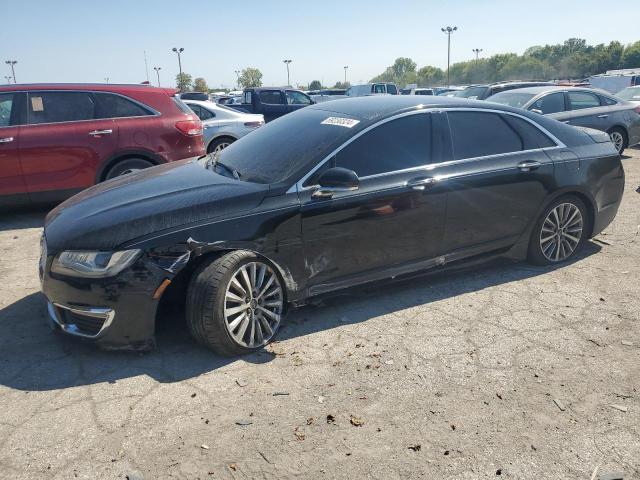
(440, 26, 457, 87)
(283, 59, 292, 86)
(153, 67, 161, 87)
(5, 60, 17, 83)
(472, 48, 483, 61)
(104, 77, 109, 84)
(4, 76, 11, 84)
(234, 70, 241, 89)
(344, 65, 348, 85)
(172, 47, 184, 89)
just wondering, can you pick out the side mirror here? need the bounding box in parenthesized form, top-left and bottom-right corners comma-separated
(530, 108, 543, 115)
(312, 167, 359, 199)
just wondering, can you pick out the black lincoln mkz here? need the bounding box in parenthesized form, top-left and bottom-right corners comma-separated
(40, 96, 624, 355)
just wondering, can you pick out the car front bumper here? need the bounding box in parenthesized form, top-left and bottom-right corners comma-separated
(40, 253, 170, 351)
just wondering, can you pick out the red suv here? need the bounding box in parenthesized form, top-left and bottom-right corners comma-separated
(0, 83, 205, 206)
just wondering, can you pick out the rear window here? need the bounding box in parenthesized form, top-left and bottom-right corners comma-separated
(94, 92, 153, 118)
(386, 84, 398, 95)
(616, 87, 640, 101)
(487, 91, 535, 108)
(457, 86, 489, 99)
(259, 90, 284, 104)
(172, 95, 195, 114)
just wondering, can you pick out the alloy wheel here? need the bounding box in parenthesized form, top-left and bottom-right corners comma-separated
(609, 131, 624, 153)
(213, 142, 230, 153)
(223, 262, 283, 348)
(539, 203, 584, 262)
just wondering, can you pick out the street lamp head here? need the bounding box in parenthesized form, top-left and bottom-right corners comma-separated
(179, 48, 184, 53)
(172, 48, 177, 52)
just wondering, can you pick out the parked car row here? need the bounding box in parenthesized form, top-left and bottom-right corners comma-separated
(0, 83, 205, 207)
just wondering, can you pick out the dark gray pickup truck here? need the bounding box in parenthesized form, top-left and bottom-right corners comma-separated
(227, 87, 314, 122)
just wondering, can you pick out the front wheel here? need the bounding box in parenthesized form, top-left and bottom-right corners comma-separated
(528, 195, 590, 266)
(186, 251, 285, 356)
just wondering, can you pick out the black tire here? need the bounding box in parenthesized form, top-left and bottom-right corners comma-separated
(207, 137, 236, 154)
(104, 158, 154, 180)
(527, 195, 590, 266)
(607, 127, 628, 155)
(186, 251, 285, 356)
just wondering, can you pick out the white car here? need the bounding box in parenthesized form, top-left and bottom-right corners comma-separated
(184, 100, 264, 153)
(616, 85, 640, 104)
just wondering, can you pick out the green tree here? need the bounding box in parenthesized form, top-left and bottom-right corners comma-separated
(417, 66, 444, 86)
(622, 41, 640, 68)
(176, 72, 192, 91)
(193, 77, 209, 92)
(333, 81, 350, 89)
(308, 80, 322, 90)
(239, 68, 263, 88)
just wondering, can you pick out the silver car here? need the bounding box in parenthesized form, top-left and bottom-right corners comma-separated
(616, 86, 640, 105)
(184, 100, 264, 153)
(487, 86, 640, 154)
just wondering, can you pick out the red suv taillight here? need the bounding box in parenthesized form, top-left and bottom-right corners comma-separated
(175, 119, 203, 137)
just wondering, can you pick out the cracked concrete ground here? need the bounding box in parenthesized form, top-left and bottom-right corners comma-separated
(0, 148, 639, 480)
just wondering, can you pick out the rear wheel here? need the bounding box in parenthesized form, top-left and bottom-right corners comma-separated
(528, 195, 589, 265)
(607, 127, 627, 155)
(186, 251, 285, 356)
(104, 158, 154, 180)
(207, 137, 236, 154)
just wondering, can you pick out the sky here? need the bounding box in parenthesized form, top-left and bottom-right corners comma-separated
(2, 0, 639, 89)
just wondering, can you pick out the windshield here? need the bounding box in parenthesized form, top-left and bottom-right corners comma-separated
(216, 108, 361, 184)
(616, 87, 640, 101)
(457, 86, 490, 99)
(487, 91, 536, 108)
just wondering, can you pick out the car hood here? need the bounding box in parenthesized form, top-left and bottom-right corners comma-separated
(44, 158, 270, 252)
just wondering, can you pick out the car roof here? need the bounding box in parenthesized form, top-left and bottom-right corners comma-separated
(307, 95, 533, 122)
(0, 83, 177, 95)
(496, 85, 610, 95)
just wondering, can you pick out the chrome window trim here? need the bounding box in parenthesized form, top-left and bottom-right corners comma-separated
(8, 89, 161, 127)
(286, 107, 565, 194)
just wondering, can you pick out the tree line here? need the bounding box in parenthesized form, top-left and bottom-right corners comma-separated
(370, 38, 640, 87)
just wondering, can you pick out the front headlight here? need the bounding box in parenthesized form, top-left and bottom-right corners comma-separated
(51, 249, 141, 278)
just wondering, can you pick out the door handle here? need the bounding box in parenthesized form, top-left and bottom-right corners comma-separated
(406, 177, 437, 191)
(0, 137, 14, 143)
(88, 129, 113, 136)
(597, 114, 608, 119)
(517, 160, 542, 172)
(562, 120, 570, 124)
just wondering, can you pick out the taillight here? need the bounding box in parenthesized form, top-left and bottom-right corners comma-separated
(175, 119, 203, 137)
(244, 121, 263, 128)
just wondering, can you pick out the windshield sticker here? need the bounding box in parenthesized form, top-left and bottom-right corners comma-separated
(321, 117, 360, 128)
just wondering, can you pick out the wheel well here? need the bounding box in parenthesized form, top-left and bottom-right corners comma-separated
(99, 154, 158, 182)
(560, 191, 595, 238)
(157, 248, 290, 323)
(207, 135, 237, 152)
(606, 125, 629, 145)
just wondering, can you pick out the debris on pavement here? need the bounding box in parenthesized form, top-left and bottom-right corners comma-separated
(200, 444, 209, 450)
(326, 414, 336, 424)
(609, 404, 628, 412)
(408, 444, 421, 452)
(318, 395, 325, 403)
(553, 399, 566, 411)
(598, 473, 624, 480)
(294, 426, 305, 440)
(350, 415, 365, 427)
(236, 420, 253, 426)
(621, 341, 633, 346)
(235, 379, 248, 387)
(126, 471, 144, 480)
(273, 391, 290, 396)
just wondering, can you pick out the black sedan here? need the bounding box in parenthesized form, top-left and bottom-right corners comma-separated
(40, 96, 625, 356)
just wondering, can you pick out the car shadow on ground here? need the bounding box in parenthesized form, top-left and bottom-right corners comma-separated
(0, 242, 601, 393)
(0, 207, 49, 231)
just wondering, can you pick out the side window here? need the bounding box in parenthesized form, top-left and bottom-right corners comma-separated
(27, 91, 95, 124)
(243, 91, 252, 104)
(187, 104, 202, 117)
(568, 91, 600, 110)
(94, 93, 152, 118)
(502, 115, 557, 149)
(448, 111, 523, 160)
(0, 93, 14, 127)
(386, 84, 398, 95)
(335, 113, 432, 177)
(599, 95, 617, 106)
(373, 84, 385, 94)
(345, 88, 353, 97)
(530, 92, 565, 114)
(285, 90, 311, 105)
(259, 90, 284, 104)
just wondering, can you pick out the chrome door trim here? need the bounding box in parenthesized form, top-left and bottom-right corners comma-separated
(287, 106, 565, 195)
